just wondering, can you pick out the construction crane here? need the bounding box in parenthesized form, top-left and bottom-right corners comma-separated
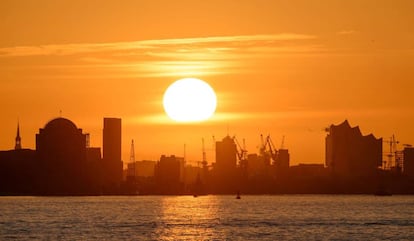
(265, 135, 278, 165)
(260, 134, 267, 156)
(201, 138, 207, 169)
(383, 135, 399, 169)
(233, 136, 248, 177)
(233, 136, 248, 164)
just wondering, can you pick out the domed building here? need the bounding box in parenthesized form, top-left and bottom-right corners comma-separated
(36, 118, 88, 194)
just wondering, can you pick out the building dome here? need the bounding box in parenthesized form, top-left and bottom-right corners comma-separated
(36, 117, 88, 194)
(44, 118, 78, 132)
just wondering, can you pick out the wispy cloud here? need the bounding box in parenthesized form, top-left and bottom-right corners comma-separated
(0, 33, 320, 77)
(0, 33, 316, 57)
(336, 30, 357, 35)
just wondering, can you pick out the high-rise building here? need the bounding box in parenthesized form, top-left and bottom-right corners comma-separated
(325, 120, 382, 177)
(212, 135, 239, 193)
(215, 135, 237, 174)
(102, 118, 123, 186)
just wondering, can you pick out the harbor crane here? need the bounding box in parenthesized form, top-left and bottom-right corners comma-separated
(383, 135, 399, 169)
(233, 136, 248, 164)
(264, 135, 278, 165)
(201, 138, 207, 169)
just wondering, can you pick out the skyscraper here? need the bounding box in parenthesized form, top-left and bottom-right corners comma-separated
(103, 118, 123, 186)
(213, 135, 239, 193)
(215, 135, 237, 174)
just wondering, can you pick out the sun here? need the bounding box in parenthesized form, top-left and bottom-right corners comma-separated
(163, 78, 217, 122)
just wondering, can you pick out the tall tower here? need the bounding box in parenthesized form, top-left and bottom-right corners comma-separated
(15, 122, 22, 150)
(127, 139, 136, 178)
(103, 118, 123, 185)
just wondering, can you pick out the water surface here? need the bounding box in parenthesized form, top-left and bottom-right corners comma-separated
(1, 195, 413, 240)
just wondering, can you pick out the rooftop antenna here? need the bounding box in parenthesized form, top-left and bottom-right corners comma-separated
(129, 139, 136, 178)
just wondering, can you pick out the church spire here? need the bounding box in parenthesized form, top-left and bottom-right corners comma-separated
(15, 122, 21, 150)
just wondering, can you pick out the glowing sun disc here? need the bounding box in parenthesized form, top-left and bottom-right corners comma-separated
(163, 78, 217, 122)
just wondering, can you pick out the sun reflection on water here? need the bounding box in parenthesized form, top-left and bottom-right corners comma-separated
(154, 196, 220, 240)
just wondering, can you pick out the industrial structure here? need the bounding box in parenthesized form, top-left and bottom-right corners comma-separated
(127, 139, 136, 181)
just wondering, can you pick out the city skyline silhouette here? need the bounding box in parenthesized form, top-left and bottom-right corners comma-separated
(1, 1, 414, 168)
(1, 1, 414, 240)
(1, 116, 413, 195)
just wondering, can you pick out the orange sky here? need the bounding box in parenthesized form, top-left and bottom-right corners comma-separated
(1, 0, 414, 166)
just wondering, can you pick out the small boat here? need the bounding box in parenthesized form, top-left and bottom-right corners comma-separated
(236, 191, 241, 199)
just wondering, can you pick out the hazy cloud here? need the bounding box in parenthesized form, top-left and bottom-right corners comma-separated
(0, 34, 316, 57)
(0, 33, 320, 78)
(336, 30, 357, 35)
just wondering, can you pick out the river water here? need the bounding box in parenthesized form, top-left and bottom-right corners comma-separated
(1, 195, 413, 240)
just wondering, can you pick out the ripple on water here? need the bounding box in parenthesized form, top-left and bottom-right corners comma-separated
(0, 195, 413, 240)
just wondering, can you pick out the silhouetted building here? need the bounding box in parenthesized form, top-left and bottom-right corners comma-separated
(154, 155, 184, 193)
(129, 160, 156, 177)
(85, 147, 103, 190)
(275, 149, 290, 177)
(325, 120, 382, 177)
(184, 165, 201, 185)
(0, 149, 36, 194)
(3, 116, 414, 195)
(86, 147, 102, 163)
(247, 153, 269, 178)
(212, 135, 240, 193)
(127, 162, 136, 178)
(36, 118, 88, 194)
(103, 118, 123, 188)
(276, 149, 290, 169)
(403, 147, 414, 177)
(289, 164, 326, 178)
(215, 136, 237, 175)
(15, 122, 22, 150)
